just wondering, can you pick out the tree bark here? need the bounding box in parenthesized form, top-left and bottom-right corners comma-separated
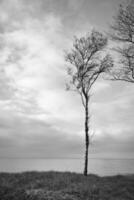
(84, 96, 89, 176)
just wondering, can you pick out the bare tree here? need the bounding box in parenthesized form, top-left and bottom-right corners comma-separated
(65, 30, 113, 176)
(110, 0, 134, 82)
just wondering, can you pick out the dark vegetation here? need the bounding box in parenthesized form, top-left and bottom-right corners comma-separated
(0, 171, 134, 200)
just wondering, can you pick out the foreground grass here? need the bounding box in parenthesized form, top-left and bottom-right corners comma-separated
(0, 171, 134, 200)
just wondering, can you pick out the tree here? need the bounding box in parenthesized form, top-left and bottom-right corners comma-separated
(65, 30, 113, 176)
(110, 0, 134, 82)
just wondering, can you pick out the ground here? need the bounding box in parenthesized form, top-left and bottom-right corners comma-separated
(0, 171, 134, 200)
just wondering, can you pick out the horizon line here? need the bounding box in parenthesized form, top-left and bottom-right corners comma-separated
(0, 157, 134, 160)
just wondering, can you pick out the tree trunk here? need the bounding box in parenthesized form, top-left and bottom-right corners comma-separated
(84, 96, 89, 176)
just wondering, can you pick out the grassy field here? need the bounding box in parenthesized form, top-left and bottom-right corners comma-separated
(0, 171, 134, 200)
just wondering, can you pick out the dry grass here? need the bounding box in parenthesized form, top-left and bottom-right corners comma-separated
(0, 171, 134, 199)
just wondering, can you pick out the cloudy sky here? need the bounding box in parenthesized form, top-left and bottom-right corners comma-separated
(0, 0, 134, 160)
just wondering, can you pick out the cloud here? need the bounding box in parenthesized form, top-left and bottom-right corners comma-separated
(91, 82, 134, 147)
(0, 0, 133, 160)
(0, 8, 68, 106)
(0, 107, 84, 158)
(0, 105, 134, 158)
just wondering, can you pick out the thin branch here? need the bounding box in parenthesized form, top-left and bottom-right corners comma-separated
(109, 76, 134, 83)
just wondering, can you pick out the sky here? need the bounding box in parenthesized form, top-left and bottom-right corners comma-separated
(0, 0, 134, 160)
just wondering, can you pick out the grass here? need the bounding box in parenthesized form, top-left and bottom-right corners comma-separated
(0, 171, 134, 199)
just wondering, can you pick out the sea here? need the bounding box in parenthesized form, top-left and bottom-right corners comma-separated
(0, 158, 134, 176)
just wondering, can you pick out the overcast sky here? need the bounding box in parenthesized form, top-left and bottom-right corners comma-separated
(0, 0, 134, 159)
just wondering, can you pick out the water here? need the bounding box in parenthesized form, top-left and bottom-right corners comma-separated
(0, 158, 134, 176)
